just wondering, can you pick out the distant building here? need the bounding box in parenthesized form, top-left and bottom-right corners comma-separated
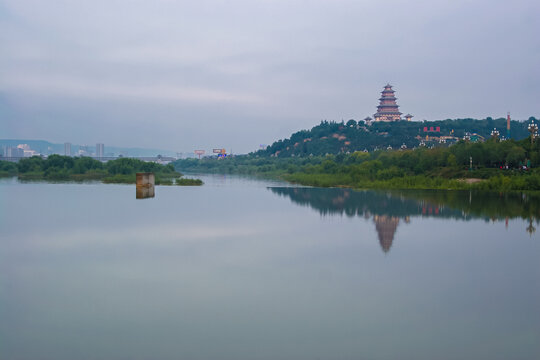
(363, 116, 373, 126)
(96, 143, 104, 158)
(3, 147, 24, 157)
(64, 142, 72, 156)
(463, 132, 484, 142)
(17, 144, 38, 157)
(373, 84, 402, 122)
(405, 114, 413, 121)
(78, 145, 89, 157)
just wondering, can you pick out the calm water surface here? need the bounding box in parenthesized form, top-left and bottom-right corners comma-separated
(0, 175, 539, 360)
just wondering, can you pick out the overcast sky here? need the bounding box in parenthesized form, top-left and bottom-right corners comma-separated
(1, 0, 539, 153)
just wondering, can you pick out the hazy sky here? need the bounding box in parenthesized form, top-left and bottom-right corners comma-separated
(1, 0, 539, 153)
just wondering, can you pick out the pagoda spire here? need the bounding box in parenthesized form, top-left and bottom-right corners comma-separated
(373, 84, 402, 122)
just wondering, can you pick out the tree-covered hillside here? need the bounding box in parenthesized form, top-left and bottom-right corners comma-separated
(258, 118, 533, 157)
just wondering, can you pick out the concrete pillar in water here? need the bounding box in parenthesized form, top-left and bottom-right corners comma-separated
(136, 172, 155, 199)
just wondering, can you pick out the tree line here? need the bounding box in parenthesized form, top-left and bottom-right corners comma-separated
(175, 137, 540, 191)
(0, 155, 195, 184)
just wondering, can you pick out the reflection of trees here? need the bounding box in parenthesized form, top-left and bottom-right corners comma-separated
(396, 190, 540, 222)
(270, 187, 462, 219)
(269, 187, 540, 252)
(270, 187, 540, 221)
(526, 218, 536, 236)
(269, 187, 450, 253)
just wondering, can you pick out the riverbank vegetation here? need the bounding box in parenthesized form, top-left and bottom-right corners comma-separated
(0, 161, 18, 177)
(1, 155, 203, 185)
(175, 138, 540, 191)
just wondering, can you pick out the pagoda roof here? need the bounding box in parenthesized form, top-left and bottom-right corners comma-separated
(373, 84, 403, 119)
(405, 114, 413, 117)
(364, 116, 372, 120)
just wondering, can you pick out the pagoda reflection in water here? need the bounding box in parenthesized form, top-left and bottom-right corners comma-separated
(269, 187, 539, 253)
(373, 215, 401, 253)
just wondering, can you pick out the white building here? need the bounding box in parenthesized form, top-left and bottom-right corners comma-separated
(64, 142, 72, 156)
(96, 143, 104, 158)
(17, 144, 38, 157)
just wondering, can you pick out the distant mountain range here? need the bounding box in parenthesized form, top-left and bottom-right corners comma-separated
(0, 139, 178, 157)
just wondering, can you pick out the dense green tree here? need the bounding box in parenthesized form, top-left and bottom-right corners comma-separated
(10, 155, 182, 183)
(17, 156, 46, 173)
(0, 160, 18, 175)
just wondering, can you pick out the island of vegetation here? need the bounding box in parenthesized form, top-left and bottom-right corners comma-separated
(0, 155, 203, 185)
(174, 118, 540, 192)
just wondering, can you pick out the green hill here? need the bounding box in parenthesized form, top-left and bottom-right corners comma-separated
(258, 118, 533, 157)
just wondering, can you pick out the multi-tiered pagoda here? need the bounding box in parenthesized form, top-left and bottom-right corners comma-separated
(373, 84, 402, 122)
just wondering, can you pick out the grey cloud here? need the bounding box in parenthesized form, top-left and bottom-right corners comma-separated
(1, 0, 539, 153)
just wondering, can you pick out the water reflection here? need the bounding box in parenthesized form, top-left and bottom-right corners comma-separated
(373, 215, 401, 253)
(136, 184, 155, 199)
(269, 187, 540, 252)
(1, 179, 538, 360)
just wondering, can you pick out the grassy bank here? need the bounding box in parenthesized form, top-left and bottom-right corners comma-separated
(283, 173, 471, 190)
(283, 171, 540, 192)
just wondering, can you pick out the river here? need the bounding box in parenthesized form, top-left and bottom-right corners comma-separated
(0, 175, 538, 360)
